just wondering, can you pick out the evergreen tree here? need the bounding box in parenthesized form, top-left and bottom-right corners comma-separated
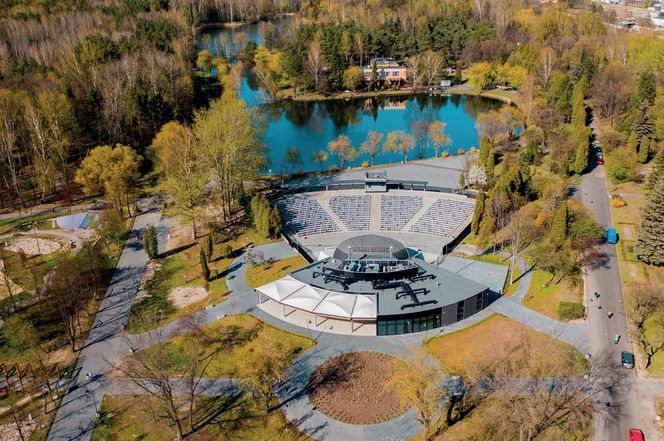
(637, 136, 651, 164)
(549, 202, 568, 248)
(199, 247, 210, 282)
(635, 177, 664, 265)
(634, 70, 657, 107)
(471, 191, 485, 235)
(570, 77, 587, 127)
(572, 125, 590, 174)
(204, 235, 214, 261)
(144, 225, 158, 259)
(646, 152, 664, 191)
(478, 136, 491, 167)
(632, 101, 654, 163)
(269, 206, 283, 238)
(485, 144, 496, 182)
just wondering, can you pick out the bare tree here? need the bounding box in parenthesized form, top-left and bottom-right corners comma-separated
(504, 207, 536, 285)
(420, 50, 444, 87)
(305, 39, 326, 91)
(360, 130, 383, 166)
(629, 283, 664, 369)
(536, 47, 556, 91)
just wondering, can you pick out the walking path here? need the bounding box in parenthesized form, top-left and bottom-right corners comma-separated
(49, 204, 594, 441)
(47, 197, 167, 441)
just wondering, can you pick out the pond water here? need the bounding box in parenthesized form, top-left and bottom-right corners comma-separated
(198, 19, 503, 173)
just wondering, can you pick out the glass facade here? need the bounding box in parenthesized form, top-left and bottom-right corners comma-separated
(377, 309, 442, 335)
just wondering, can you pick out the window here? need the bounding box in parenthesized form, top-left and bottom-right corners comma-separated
(476, 293, 483, 311)
(457, 301, 465, 321)
(393, 71, 399, 76)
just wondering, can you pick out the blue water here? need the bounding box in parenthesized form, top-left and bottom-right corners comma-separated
(198, 18, 502, 174)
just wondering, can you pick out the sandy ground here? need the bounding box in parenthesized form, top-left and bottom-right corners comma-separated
(168, 286, 208, 308)
(134, 261, 161, 304)
(164, 216, 191, 253)
(0, 421, 38, 441)
(308, 352, 407, 425)
(5, 237, 61, 255)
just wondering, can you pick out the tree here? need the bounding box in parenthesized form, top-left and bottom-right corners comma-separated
(97, 209, 127, 250)
(631, 101, 654, 164)
(428, 121, 452, 157)
(360, 131, 383, 166)
(590, 63, 632, 124)
(384, 130, 416, 162)
(646, 151, 664, 191)
(536, 47, 556, 90)
(466, 62, 492, 93)
(343, 66, 363, 92)
(313, 150, 328, 172)
(194, 98, 266, 223)
(629, 282, 664, 368)
(411, 120, 430, 159)
(239, 341, 291, 414)
(327, 135, 358, 169)
(467, 165, 487, 189)
(475, 111, 508, 146)
(572, 125, 591, 174)
(285, 146, 301, 174)
(204, 235, 214, 261)
(199, 247, 210, 282)
(144, 225, 158, 260)
(305, 39, 326, 91)
(570, 77, 588, 127)
(549, 202, 568, 249)
(505, 207, 536, 284)
(635, 177, 664, 265)
(152, 122, 207, 242)
(420, 50, 444, 86)
(471, 191, 486, 236)
(75, 144, 142, 217)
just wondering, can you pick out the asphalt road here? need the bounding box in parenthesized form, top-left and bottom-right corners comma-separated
(576, 118, 639, 441)
(47, 198, 164, 441)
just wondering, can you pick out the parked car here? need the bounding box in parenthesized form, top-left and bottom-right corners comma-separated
(621, 351, 635, 369)
(628, 428, 644, 441)
(597, 157, 604, 165)
(606, 228, 618, 244)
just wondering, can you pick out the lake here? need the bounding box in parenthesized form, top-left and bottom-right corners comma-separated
(198, 19, 503, 173)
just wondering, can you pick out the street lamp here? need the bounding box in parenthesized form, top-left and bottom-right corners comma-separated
(32, 222, 43, 263)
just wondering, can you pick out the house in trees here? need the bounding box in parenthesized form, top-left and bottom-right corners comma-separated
(362, 58, 408, 84)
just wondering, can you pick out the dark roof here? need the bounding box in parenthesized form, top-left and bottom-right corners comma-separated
(333, 234, 409, 260)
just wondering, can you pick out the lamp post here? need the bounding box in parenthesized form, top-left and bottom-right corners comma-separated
(32, 222, 43, 263)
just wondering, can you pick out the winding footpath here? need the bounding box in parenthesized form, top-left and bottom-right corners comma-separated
(47, 205, 597, 441)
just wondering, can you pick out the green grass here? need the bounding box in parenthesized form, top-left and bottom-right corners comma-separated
(245, 255, 307, 289)
(145, 314, 314, 378)
(91, 394, 312, 441)
(523, 270, 583, 321)
(425, 314, 589, 378)
(2, 245, 72, 297)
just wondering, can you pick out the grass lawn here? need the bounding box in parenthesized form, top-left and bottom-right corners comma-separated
(425, 314, 589, 378)
(523, 270, 583, 321)
(126, 242, 234, 333)
(246, 255, 308, 289)
(1, 245, 72, 299)
(91, 394, 311, 441)
(609, 181, 664, 376)
(138, 314, 314, 378)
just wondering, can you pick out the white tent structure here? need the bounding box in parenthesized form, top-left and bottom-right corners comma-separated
(256, 277, 377, 333)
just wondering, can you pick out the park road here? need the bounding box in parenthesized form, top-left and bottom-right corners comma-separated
(47, 198, 164, 441)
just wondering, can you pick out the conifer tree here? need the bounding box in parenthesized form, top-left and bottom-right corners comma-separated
(478, 136, 491, 167)
(204, 235, 214, 260)
(471, 191, 485, 235)
(632, 101, 654, 163)
(570, 77, 587, 127)
(647, 152, 664, 191)
(572, 125, 590, 174)
(549, 202, 568, 248)
(199, 247, 210, 282)
(635, 177, 664, 265)
(144, 225, 158, 259)
(485, 144, 496, 182)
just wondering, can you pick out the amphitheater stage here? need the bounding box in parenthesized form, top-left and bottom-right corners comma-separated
(297, 231, 451, 262)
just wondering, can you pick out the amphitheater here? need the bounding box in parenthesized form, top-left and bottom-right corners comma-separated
(254, 171, 508, 337)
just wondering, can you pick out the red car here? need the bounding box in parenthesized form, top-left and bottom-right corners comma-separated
(597, 158, 604, 165)
(629, 428, 644, 441)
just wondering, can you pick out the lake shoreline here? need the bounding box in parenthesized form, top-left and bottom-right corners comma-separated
(194, 13, 296, 34)
(270, 85, 520, 107)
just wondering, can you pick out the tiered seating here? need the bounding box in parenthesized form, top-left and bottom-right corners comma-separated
(380, 195, 422, 231)
(329, 195, 370, 231)
(409, 199, 474, 237)
(279, 198, 340, 236)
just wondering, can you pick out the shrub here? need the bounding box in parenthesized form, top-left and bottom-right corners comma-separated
(328, 164, 338, 173)
(220, 244, 233, 259)
(558, 302, 584, 320)
(362, 161, 369, 168)
(457, 148, 465, 155)
(441, 151, 449, 158)
(610, 195, 627, 207)
(469, 146, 477, 154)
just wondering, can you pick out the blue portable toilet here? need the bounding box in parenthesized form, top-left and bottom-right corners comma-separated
(606, 228, 618, 244)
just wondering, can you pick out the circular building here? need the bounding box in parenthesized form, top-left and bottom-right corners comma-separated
(256, 235, 498, 336)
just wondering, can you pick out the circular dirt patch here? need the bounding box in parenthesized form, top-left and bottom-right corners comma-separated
(168, 286, 208, 308)
(308, 352, 408, 425)
(4, 236, 62, 255)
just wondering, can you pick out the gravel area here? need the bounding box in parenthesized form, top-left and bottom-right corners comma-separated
(308, 352, 407, 425)
(168, 286, 208, 308)
(4, 236, 62, 255)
